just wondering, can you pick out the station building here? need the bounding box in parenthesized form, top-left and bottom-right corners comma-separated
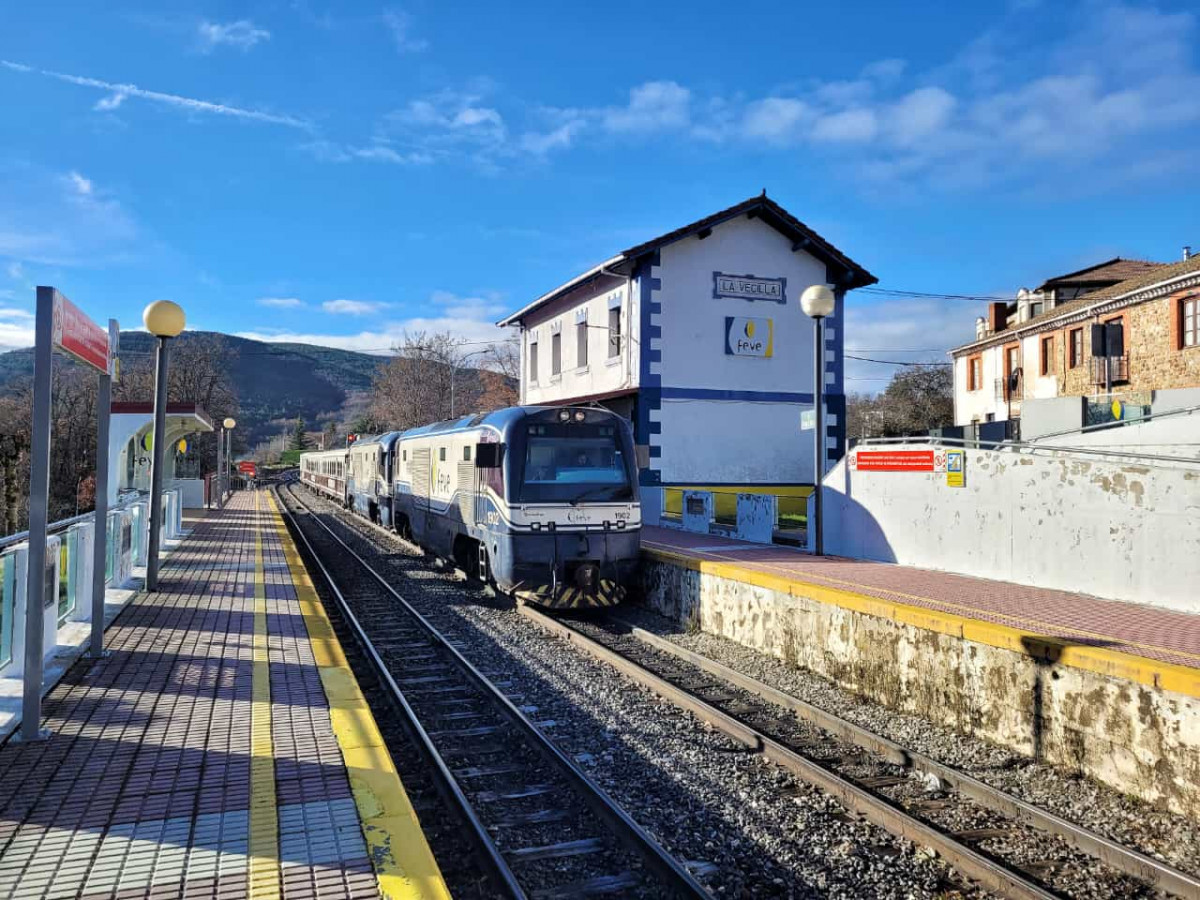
(497, 193, 876, 526)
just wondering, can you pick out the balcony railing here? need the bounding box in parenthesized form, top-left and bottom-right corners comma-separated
(1090, 355, 1129, 386)
(994, 375, 1022, 401)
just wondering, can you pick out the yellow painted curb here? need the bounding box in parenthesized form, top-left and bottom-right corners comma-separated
(248, 491, 281, 900)
(265, 492, 451, 900)
(642, 545, 1200, 701)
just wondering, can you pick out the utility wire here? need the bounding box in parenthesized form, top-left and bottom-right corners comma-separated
(845, 354, 952, 367)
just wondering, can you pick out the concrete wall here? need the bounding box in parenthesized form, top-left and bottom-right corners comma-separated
(1019, 395, 1086, 439)
(825, 442, 1200, 613)
(1038, 406, 1200, 459)
(639, 556, 1200, 816)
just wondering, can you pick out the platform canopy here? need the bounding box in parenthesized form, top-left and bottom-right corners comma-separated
(107, 402, 215, 505)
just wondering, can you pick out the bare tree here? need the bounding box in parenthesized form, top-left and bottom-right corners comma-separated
(846, 367, 954, 440)
(371, 331, 463, 429)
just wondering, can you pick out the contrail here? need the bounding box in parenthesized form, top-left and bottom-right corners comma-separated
(1, 59, 311, 130)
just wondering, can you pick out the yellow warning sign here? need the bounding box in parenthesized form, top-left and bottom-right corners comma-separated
(946, 448, 965, 488)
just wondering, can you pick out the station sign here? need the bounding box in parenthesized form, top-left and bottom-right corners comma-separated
(850, 449, 948, 472)
(51, 293, 110, 373)
(712, 272, 786, 304)
(238, 461, 257, 477)
(724, 316, 774, 358)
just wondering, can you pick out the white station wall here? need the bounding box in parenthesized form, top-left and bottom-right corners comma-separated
(653, 214, 830, 484)
(823, 443, 1200, 612)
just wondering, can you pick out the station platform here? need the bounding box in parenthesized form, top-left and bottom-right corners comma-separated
(0, 491, 448, 900)
(642, 525, 1200, 686)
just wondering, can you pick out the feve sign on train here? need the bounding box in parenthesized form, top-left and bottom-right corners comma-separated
(299, 405, 642, 609)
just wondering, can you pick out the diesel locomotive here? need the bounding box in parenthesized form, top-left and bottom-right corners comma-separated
(299, 405, 641, 608)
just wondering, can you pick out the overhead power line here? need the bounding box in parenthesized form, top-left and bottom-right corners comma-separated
(845, 354, 952, 367)
(859, 287, 1014, 303)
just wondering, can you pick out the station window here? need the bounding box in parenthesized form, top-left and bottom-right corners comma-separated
(529, 341, 538, 382)
(576, 320, 588, 368)
(402, 449, 407, 462)
(551, 332, 562, 376)
(439, 447, 446, 462)
(608, 307, 621, 358)
(1040, 335, 1054, 376)
(966, 354, 982, 391)
(463, 445, 471, 462)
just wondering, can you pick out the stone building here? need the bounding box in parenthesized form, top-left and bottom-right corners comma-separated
(951, 252, 1200, 429)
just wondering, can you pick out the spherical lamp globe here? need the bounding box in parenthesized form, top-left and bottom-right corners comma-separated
(800, 284, 836, 319)
(223, 417, 237, 430)
(142, 300, 186, 337)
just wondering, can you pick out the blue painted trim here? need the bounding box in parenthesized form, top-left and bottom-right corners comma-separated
(659, 387, 814, 404)
(648, 445, 662, 458)
(636, 251, 663, 489)
(822, 269, 848, 463)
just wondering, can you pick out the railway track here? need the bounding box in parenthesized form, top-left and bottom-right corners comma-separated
(275, 483, 710, 900)
(519, 609, 1200, 900)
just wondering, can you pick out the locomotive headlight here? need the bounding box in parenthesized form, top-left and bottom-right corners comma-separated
(557, 409, 571, 423)
(573, 410, 586, 422)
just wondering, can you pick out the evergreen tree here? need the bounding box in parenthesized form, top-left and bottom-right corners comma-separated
(289, 417, 310, 451)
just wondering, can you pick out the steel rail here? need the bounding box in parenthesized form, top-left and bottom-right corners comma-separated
(520, 605, 1064, 900)
(275, 485, 526, 898)
(609, 615, 1200, 900)
(277, 484, 710, 900)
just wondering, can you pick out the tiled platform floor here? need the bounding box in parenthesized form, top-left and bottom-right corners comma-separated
(643, 526, 1200, 671)
(0, 492, 412, 900)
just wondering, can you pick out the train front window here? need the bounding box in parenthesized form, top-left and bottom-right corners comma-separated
(519, 424, 632, 503)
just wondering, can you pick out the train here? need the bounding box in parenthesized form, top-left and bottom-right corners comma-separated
(299, 405, 641, 609)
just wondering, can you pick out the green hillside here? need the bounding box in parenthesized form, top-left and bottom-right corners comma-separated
(0, 331, 383, 446)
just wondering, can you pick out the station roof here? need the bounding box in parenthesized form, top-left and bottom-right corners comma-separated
(497, 192, 878, 327)
(110, 401, 214, 432)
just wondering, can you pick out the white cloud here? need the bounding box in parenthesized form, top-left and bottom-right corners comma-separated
(812, 108, 878, 142)
(603, 81, 690, 133)
(66, 171, 93, 196)
(0, 307, 33, 319)
(94, 91, 126, 111)
(861, 58, 907, 81)
(887, 87, 956, 145)
(322, 298, 385, 315)
(741, 98, 813, 142)
(6, 262, 23, 280)
(1, 59, 309, 129)
(382, 9, 428, 53)
(198, 20, 271, 53)
(237, 291, 512, 353)
(301, 140, 433, 165)
(843, 296, 971, 391)
(258, 297, 304, 309)
(0, 321, 35, 352)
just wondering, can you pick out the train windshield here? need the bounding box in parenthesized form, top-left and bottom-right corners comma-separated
(519, 424, 632, 503)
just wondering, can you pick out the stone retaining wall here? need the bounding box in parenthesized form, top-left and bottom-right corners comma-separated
(639, 554, 1200, 818)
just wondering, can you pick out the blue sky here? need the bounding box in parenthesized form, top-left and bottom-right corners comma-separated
(1, 0, 1199, 388)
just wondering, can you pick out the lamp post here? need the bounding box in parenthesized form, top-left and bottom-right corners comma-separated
(143, 300, 185, 591)
(215, 422, 224, 509)
(800, 284, 836, 556)
(223, 418, 236, 501)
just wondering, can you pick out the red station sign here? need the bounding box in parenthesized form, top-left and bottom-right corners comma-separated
(238, 461, 258, 477)
(51, 293, 110, 373)
(851, 449, 941, 472)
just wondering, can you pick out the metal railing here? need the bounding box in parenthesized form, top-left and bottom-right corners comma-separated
(1027, 401, 1200, 443)
(0, 491, 141, 552)
(1090, 355, 1129, 385)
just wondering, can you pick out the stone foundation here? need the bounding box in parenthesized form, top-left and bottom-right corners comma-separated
(639, 554, 1200, 819)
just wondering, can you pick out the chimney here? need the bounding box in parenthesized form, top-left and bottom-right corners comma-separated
(975, 316, 987, 340)
(1185, 245, 1193, 261)
(987, 301, 1006, 334)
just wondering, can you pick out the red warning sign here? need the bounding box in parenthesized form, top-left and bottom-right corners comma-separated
(851, 449, 936, 472)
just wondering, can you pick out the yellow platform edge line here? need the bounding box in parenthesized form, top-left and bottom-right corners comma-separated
(642, 545, 1200, 700)
(264, 491, 452, 900)
(249, 491, 281, 900)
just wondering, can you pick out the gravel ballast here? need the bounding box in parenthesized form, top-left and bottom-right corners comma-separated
(287, 487, 978, 899)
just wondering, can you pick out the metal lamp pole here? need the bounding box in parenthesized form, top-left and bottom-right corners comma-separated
(215, 425, 224, 509)
(801, 285, 836, 556)
(143, 300, 186, 592)
(224, 418, 235, 497)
